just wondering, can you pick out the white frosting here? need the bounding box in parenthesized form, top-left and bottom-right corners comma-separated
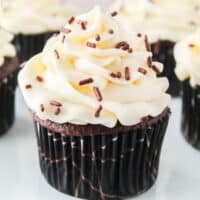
(110, 0, 200, 43)
(18, 7, 170, 128)
(0, 0, 75, 34)
(0, 29, 16, 67)
(175, 29, 200, 87)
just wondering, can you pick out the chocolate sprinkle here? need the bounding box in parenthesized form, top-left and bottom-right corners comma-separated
(144, 35, 151, 52)
(111, 11, 118, 17)
(116, 72, 122, 78)
(61, 35, 66, 43)
(86, 42, 96, 48)
(110, 72, 122, 78)
(108, 29, 114, 34)
(25, 84, 32, 89)
(147, 56, 152, 68)
(125, 67, 131, 80)
(79, 78, 94, 86)
(128, 48, 133, 53)
(77, 20, 87, 30)
(110, 72, 117, 78)
(93, 87, 103, 102)
(95, 34, 101, 41)
(54, 49, 60, 59)
(115, 41, 130, 51)
(36, 76, 43, 82)
(60, 27, 71, 34)
(68, 16, 75, 24)
(54, 107, 61, 115)
(40, 104, 45, 112)
(138, 67, 147, 75)
(50, 100, 62, 107)
(152, 65, 160, 74)
(94, 105, 103, 118)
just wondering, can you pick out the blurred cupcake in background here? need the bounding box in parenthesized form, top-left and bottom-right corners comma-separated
(0, 29, 18, 135)
(0, 0, 76, 62)
(19, 6, 170, 199)
(110, 0, 200, 96)
(175, 29, 200, 150)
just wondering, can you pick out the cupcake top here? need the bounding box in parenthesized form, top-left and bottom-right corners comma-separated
(0, 29, 16, 67)
(175, 29, 200, 87)
(0, 0, 75, 34)
(18, 7, 170, 128)
(110, 0, 200, 43)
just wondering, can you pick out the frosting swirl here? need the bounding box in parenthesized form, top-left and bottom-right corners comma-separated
(175, 29, 200, 87)
(18, 7, 170, 128)
(0, 29, 16, 67)
(0, 0, 75, 34)
(110, 0, 200, 43)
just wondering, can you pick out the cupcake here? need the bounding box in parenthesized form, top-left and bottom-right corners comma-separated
(0, 29, 18, 135)
(110, 0, 200, 96)
(19, 7, 171, 199)
(0, 0, 75, 62)
(175, 29, 200, 149)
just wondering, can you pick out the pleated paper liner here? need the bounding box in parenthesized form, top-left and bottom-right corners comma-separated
(182, 80, 200, 149)
(151, 40, 181, 97)
(34, 108, 170, 200)
(0, 71, 17, 135)
(13, 33, 52, 63)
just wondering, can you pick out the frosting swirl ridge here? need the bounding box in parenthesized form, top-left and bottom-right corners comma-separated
(19, 7, 170, 128)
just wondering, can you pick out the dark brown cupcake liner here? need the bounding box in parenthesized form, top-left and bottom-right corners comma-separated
(0, 71, 17, 135)
(14, 33, 52, 63)
(34, 110, 170, 199)
(151, 40, 181, 97)
(182, 80, 200, 149)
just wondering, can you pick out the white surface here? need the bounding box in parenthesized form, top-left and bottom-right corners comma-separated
(0, 89, 200, 200)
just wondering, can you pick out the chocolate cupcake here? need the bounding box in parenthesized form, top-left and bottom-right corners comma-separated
(175, 29, 200, 149)
(19, 7, 171, 199)
(0, 0, 75, 62)
(110, 0, 200, 96)
(0, 29, 18, 135)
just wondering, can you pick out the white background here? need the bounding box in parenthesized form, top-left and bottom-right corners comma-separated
(1, 0, 200, 199)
